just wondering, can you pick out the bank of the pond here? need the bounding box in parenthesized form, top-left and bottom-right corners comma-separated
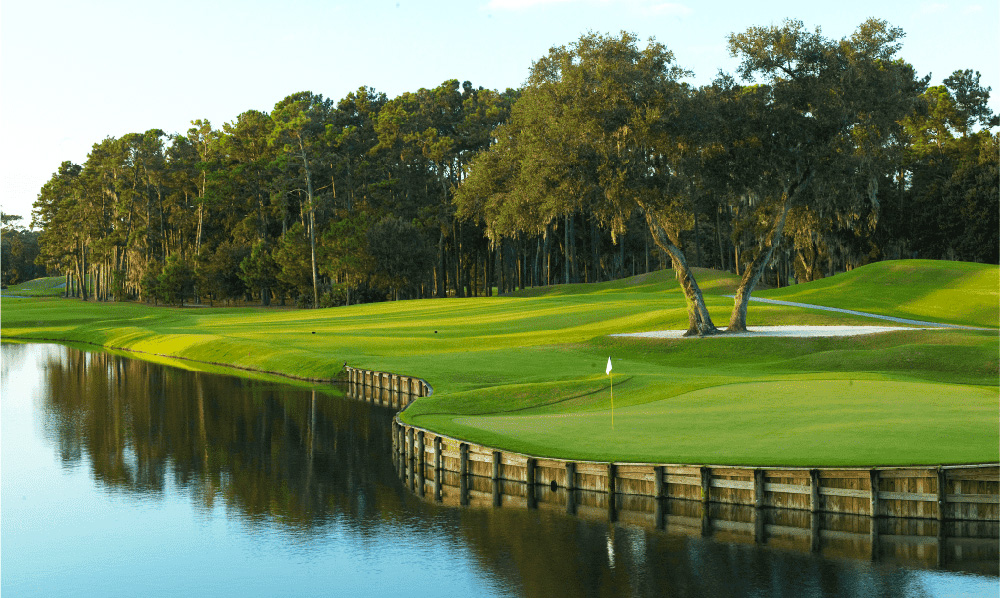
(337, 364, 999, 522)
(2, 261, 997, 466)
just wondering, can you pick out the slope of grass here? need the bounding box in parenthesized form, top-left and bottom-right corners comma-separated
(2, 276, 66, 297)
(758, 259, 999, 328)
(2, 260, 997, 466)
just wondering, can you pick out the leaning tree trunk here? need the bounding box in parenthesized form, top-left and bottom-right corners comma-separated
(644, 214, 717, 337)
(297, 139, 319, 309)
(727, 171, 812, 333)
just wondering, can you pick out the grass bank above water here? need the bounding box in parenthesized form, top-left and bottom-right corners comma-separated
(3, 260, 997, 466)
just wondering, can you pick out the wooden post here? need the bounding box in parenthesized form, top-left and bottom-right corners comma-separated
(565, 462, 576, 515)
(654, 493, 665, 530)
(753, 508, 765, 544)
(492, 451, 501, 481)
(937, 514, 948, 568)
(810, 511, 821, 553)
(701, 466, 711, 505)
(417, 431, 425, 470)
(654, 465, 664, 499)
(433, 436, 442, 502)
(407, 427, 415, 463)
(433, 436, 442, 472)
(937, 467, 948, 522)
(460, 443, 469, 479)
(526, 457, 536, 509)
(870, 516, 880, 562)
(869, 469, 880, 518)
(608, 462, 617, 523)
(810, 469, 821, 513)
(460, 468, 469, 507)
(753, 468, 765, 509)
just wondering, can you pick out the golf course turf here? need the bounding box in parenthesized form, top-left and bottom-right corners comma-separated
(2, 259, 997, 467)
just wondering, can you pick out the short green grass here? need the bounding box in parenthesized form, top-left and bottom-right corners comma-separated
(758, 259, 999, 328)
(2, 260, 997, 466)
(2, 276, 66, 297)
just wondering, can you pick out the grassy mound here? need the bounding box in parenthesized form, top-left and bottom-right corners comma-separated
(758, 259, 999, 328)
(2, 260, 996, 466)
(2, 276, 66, 297)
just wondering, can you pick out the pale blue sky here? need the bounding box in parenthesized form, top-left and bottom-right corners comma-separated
(1, 0, 996, 224)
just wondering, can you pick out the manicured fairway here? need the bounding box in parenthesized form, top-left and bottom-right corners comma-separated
(2, 260, 997, 466)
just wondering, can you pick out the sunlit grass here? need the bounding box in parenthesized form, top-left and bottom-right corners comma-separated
(758, 259, 999, 328)
(1, 276, 66, 297)
(2, 260, 997, 465)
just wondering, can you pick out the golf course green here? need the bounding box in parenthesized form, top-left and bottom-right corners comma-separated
(2, 259, 997, 466)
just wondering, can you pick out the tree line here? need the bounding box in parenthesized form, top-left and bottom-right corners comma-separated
(8, 19, 996, 325)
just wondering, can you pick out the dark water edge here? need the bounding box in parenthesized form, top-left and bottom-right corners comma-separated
(1, 342, 997, 598)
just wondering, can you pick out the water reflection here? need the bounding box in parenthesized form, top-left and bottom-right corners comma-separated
(3, 342, 998, 598)
(33, 345, 402, 530)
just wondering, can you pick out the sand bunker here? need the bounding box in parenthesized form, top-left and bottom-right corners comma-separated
(612, 325, 934, 339)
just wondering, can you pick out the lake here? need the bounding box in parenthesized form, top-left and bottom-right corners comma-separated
(2, 342, 996, 597)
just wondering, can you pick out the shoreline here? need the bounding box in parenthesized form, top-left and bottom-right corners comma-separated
(5, 332, 998, 471)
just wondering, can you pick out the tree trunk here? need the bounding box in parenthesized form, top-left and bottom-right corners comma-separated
(644, 214, 717, 336)
(78, 239, 88, 301)
(728, 171, 812, 332)
(437, 230, 446, 298)
(693, 211, 701, 268)
(297, 139, 319, 309)
(454, 221, 464, 298)
(590, 217, 599, 283)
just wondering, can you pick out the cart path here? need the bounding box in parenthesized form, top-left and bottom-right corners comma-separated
(739, 296, 995, 331)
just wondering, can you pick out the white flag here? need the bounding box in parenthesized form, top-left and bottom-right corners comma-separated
(606, 357, 612, 375)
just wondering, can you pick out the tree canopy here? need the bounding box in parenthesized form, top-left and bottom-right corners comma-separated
(16, 20, 996, 319)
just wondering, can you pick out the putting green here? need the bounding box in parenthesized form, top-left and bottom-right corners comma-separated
(451, 379, 998, 466)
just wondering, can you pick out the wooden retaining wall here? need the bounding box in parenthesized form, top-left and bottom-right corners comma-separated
(343, 366, 431, 410)
(340, 364, 998, 523)
(391, 419, 999, 522)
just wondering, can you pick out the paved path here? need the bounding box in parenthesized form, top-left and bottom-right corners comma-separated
(740, 297, 995, 331)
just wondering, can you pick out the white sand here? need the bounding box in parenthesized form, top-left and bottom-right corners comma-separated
(612, 325, 934, 339)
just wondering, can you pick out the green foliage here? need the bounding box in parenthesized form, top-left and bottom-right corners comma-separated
(365, 216, 434, 297)
(320, 210, 372, 296)
(199, 242, 248, 302)
(239, 240, 279, 301)
(274, 224, 314, 305)
(1, 213, 43, 285)
(157, 256, 195, 306)
(22, 23, 998, 311)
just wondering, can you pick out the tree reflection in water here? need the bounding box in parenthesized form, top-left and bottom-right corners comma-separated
(17, 343, 998, 598)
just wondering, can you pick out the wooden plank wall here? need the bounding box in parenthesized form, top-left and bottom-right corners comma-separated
(343, 366, 997, 525)
(343, 366, 431, 410)
(393, 419, 999, 522)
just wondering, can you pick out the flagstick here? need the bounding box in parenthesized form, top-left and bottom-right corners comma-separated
(610, 371, 614, 431)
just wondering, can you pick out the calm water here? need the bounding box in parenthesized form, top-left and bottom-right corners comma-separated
(1, 342, 996, 597)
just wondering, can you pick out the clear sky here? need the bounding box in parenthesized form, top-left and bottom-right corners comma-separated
(1, 0, 997, 226)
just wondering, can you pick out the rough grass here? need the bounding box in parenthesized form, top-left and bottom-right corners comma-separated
(2, 260, 997, 466)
